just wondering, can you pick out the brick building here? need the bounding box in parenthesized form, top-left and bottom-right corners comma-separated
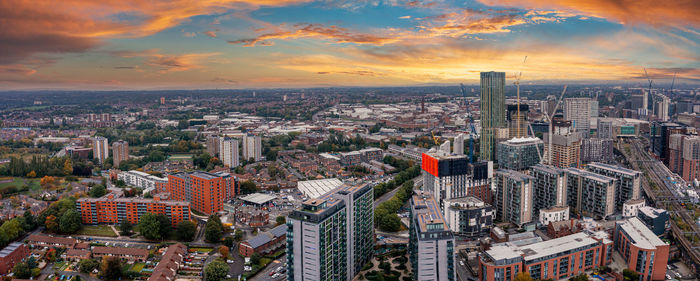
(76, 194, 190, 227)
(0, 242, 30, 274)
(166, 171, 237, 214)
(239, 224, 287, 257)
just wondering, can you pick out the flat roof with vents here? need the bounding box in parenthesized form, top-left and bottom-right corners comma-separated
(297, 178, 344, 199)
(240, 193, 277, 205)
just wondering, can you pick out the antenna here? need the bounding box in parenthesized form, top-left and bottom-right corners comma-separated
(514, 56, 527, 138)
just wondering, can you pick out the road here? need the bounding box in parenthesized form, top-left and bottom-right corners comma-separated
(622, 138, 700, 269)
(374, 175, 422, 208)
(248, 254, 287, 281)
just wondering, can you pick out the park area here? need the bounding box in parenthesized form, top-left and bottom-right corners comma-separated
(0, 177, 41, 195)
(76, 225, 118, 237)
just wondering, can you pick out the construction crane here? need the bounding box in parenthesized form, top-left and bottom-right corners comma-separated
(431, 131, 440, 146)
(514, 56, 527, 137)
(669, 72, 677, 94)
(468, 119, 477, 162)
(460, 83, 468, 107)
(542, 85, 568, 165)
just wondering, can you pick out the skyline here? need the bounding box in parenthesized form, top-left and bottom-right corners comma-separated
(2, 0, 700, 90)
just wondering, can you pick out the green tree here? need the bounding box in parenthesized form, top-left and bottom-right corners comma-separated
(89, 185, 107, 198)
(22, 211, 36, 231)
(63, 159, 73, 176)
(138, 213, 162, 240)
(276, 215, 286, 226)
(239, 180, 258, 195)
(234, 229, 244, 241)
(204, 260, 228, 281)
(205, 222, 223, 243)
(12, 262, 32, 279)
(176, 221, 197, 241)
(101, 256, 122, 280)
(155, 214, 172, 237)
(79, 259, 100, 273)
(59, 209, 82, 234)
(119, 221, 133, 235)
(250, 253, 262, 265)
(376, 213, 401, 232)
(623, 269, 640, 281)
(224, 236, 234, 248)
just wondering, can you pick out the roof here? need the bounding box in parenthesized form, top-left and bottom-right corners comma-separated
(65, 249, 91, 257)
(520, 232, 600, 261)
(269, 224, 287, 238)
(93, 246, 149, 257)
(190, 171, 220, 180)
(148, 243, 187, 281)
(565, 168, 616, 183)
(638, 206, 666, 218)
(0, 242, 24, 258)
(298, 178, 344, 199)
(496, 169, 534, 182)
(411, 191, 449, 233)
(240, 193, 277, 205)
(26, 234, 77, 246)
(587, 162, 640, 177)
(502, 137, 543, 145)
(617, 217, 667, 250)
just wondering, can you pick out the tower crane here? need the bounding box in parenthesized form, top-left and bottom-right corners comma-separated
(541, 85, 568, 165)
(514, 56, 527, 137)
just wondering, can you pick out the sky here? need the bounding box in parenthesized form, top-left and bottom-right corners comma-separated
(1, 0, 699, 90)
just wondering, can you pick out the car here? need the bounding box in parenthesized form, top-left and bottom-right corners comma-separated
(226, 275, 232, 278)
(272, 273, 280, 278)
(276, 267, 283, 272)
(244, 266, 252, 271)
(269, 271, 276, 276)
(227, 259, 234, 264)
(459, 261, 465, 266)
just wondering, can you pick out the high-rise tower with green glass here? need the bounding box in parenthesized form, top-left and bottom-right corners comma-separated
(480, 71, 506, 162)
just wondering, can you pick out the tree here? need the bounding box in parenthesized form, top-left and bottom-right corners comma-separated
(89, 185, 107, 198)
(569, 274, 588, 281)
(205, 222, 223, 243)
(234, 229, 244, 241)
(45, 215, 59, 233)
(155, 214, 172, 237)
(63, 158, 73, 176)
(26, 171, 36, 178)
(59, 209, 82, 234)
(623, 269, 640, 281)
(219, 245, 229, 259)
(250, 253, 262, 265)
(119, 221, 133, 235)
(101, 256, 122, 280)
(514, 272, 533, 281)
(176, 221, 196, 241)
(224, 236, 234, 248)
(79, 259, 100, 273)
(276, 215, 286, 226)
(12, 262, 32, 279)
(239, 180, 258, 195)
(138, 213, 162, 240)
(376, 213, 401, 232)
(22, 211, 36, 231)
(204, 260, 228, 281)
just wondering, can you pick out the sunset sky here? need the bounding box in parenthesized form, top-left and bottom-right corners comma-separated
(1, 0, 699, 89)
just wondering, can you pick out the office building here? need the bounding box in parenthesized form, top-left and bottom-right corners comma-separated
(479, 231, 613, 281)
(580, 138, 613, 163)
(613, 218, 669, 281)
(410, 191, 455, 281)
(531, 164, 567, 218)
(544, 119, 581, 168)
(206, 135, 220, 157)
(565, 168, 616, 218)
(454, 134, 464, 155)
(636, 206, 669, 236)
(586, 162, 641, 212)
(220, 137, 240, 168)
(243, 134, 262, 162)
(507, 104, 529, 139)
(444, 196, 493, 238)
(112, 140, 129, 167)
(166, 171, 237, 214)
(563, 98, 592, 135)
(480, 71, 506, 161)
(287, 183, 374, 281)
(76, 193, 190, 227)
(494, 170, 533, 226)
(422, 152, 493, 207)
(92, 136, 109, 164)
(496, 137, 544, 171)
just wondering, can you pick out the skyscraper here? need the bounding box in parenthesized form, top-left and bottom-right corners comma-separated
(112, 140, 129, 168)
(92, 137, 109, 164)
(422, 152, 493, 208)
(287, 183, 374, 281)
(409, 191, 455, 281)
(243, 134, 262, 162)
(496, 137, 544, 171)
(563, 98, 592, 135)
(494, 169, 534, 226)
(206, 135, 220, 157)
(531, 164, 567, 222)
(480, 71, 506, 161)
(544, 119, 582, 168)
(507, 104, 529, 138)
(220, 138, 239, 168)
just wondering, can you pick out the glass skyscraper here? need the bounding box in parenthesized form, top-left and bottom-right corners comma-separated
(480, 71, 506, 162)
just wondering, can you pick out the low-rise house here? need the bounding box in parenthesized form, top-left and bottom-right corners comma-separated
(25, 234, 77, 248)
(148, 243, 187, 281)
(239, 224, 287, 257)
(92, 247, 149, 262)
(64, 249, 91, 261)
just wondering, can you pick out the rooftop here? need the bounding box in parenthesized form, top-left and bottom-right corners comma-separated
(411, 191, 449, 233)
(587, 162, 640, 177)
(502, 137, 543, 145)
(486, 232, 606, 262)
(496, 169, 534, 182)
(0, 242, 23, 258)
(565, 168, 616, 183)
(638, 206, 666, 218)
(240, 193, 277, 205)
(190, 171, 220, 180)
(297, 178, 344, 199)
(617, 217, 666, 250)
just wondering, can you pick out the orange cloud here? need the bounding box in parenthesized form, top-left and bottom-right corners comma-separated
(477, 0, 700, 28)
(0, 65, 37, 76)
(203, 30, 218, 38)
(228, 23, 399, 46)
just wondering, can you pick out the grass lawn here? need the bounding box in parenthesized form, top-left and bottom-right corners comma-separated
(168, 154, 193, 160)
(54, 261, 68, 271)
(130, 263, 146, 272)
(76, 225, 118, 237)
(189, 247, 213, 253)
(0, 177, 41, 192)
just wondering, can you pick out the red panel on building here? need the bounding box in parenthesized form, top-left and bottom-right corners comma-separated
(422, 153, 439, 177)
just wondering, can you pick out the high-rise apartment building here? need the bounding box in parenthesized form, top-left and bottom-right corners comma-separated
(563, 98, 592, 135)
(112, 140, 129, 168)
(166, 171, 237, 214)
(544, 119, 581, 168)
(206, 135, 221, 157)
(531, 164, 567, 217)
(564, 168, 616, 218)
(494, 170, 533, 226)
(480, 72, 506, 161)
(613, 218, 669, 281)
(422, 152, 493, 207)
(586, 163, 641, 212)
(287, 183, 374, 281)
(409, 191, 455, 281)
(92, 137, 109, 164)
(220, 137, 240, 168)
(453, 134, 464, 155)
(496, 137, 544, 171)
(243, 134, 262, 162)
(507, 104, 529, 139)
(580, 138, 613, 163)
(444, 196, 493, 238)
(681, 135, 700, 182)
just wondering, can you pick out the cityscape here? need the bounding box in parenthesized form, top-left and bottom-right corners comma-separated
(1, 1, 700, 281)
